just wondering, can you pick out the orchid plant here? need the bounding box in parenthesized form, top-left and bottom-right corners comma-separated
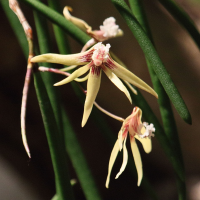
(2, 0, 196, 199)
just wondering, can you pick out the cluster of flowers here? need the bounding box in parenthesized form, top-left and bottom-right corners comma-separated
(31, 6, 157, 188)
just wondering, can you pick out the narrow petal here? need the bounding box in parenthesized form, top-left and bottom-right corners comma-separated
(124, 81, 137, 95)
(63, 6, 92, 33)
(105, 58, 158, 98)
(103, 66, 132, 104)
(115, 137, 128, 179)
(130, 136, 143, 186)
(118, 129, 123, 151)
(60, 65, 78, 72)
(105, 140, 120, 188)
(54, 64, 90, 86)
(74, 74, 89, 82)
(82, 66, 102, 127)
(135, 135, 152, 153)
(31, 48, 94, 65)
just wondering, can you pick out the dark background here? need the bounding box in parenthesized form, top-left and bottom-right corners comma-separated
(1, 0, 200, 199)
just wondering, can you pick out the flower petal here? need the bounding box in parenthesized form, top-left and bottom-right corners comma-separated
(115, 137, 128, 179)
(60, 65, 78, 72)
(31, 49, 93, 66)
(105, 140, 120, 188)
(103, 66, 132, 104)
(54, 64, 90, 86)
(105, 58, 158, 98)
(82, 66, 102, 127)
(135, 135, 152, 153)
(63, 6, 92, 33)
(130, 136, 143, 186)
(124, 81, 137, 95)
(74, 74, 89, 82)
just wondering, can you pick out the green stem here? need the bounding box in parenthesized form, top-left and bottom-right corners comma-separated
(34, 72, 74, 200)
(158, 0, 200, 49)
(111, 0, 191, 124)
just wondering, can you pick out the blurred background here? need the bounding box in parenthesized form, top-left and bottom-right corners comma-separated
(1, 0, 200, 199)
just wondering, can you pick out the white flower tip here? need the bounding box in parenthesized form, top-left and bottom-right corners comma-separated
(137, 179, 142, 186)
(115, 173, 121, 179)
(54, 82, 60, 86)
(81, 116, 88, 127)
(92, 42, 111, 66)
(105, 181, 109, 188)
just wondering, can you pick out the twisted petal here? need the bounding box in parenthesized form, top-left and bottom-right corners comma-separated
(54, 64, 90, 86)
(63, 6, 92, 33)
(105, 140, 120, 188)
(115, 137, 128, 179)
(130, 137, 143, 186)
(135, 135, 152, 153)
(106, 58, 158, 98)
(103, 66, 132, 104)
(82, 66, 102, 127)
(31, 51, 91, 66)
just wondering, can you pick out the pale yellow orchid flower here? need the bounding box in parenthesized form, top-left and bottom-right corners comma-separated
(63, 6, 123, 43)
(106, 107, 155, 188)
(31, 43, 158, 127)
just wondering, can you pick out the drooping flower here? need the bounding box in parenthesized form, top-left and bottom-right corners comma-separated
(31, 43, 158, 127)
(63, 6, 123, 42)
(105, 107, 155, 188)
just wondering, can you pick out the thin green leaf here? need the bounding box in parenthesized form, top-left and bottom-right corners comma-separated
(111, 0, 191, 124)
(62, 109, 102, 200)
(158, 0, 200, 49)
(34, 72, 75, 200)
(34, 8, 63, 134)
(18, 0, 90, 45)
(34, 6, 74, 199)
(47, 0, 71, 55)
(128, 0, 186, 198)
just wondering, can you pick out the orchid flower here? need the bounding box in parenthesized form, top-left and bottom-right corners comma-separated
(105, 107, 155, 188)
(31, 43, 158, 127)
(63, 6, 123, 52)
